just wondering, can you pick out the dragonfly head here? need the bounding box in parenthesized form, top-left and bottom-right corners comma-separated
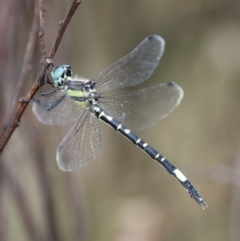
(51, 65, 72, 87)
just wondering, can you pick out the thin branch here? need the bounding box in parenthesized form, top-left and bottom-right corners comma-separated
(229, 141, 240, 241)
(31, 130, 63, 241)
(68, 173, 86, 240)
(48, 0, 82, 60)
(37, 160, 62, 241)
(4, 164, 42, 241)
(0, 160, 6, 241)
(37, 2, 60, 238)
(0, 0, 82, 153)
(8, 0, 39, 125)
(39, 0, 46, 65)
(0, 2, 39, 237)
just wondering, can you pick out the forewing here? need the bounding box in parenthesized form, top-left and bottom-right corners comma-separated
(98, 82, 183, 131)
(32, 91, 84, 125)
(95, 35, 165, 92)
(56, 110, 101, 171)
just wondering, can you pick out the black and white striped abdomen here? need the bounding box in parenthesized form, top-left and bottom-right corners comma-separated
(93, 104, 207, 209)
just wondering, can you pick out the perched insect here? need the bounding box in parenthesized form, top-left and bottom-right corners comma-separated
(33, 35, 207, 208)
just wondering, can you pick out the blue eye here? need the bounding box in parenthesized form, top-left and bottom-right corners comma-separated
(51, 65, 72, 86)
(52, 67, 64, 80)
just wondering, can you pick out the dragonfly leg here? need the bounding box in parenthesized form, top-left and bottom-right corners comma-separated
(39, 59, 56, 95)
(40, 89, 58, 96)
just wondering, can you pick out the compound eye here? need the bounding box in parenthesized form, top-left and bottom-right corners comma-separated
(66, 68, 72, 77)
(52, 66, 64, 84)
(51, 65, 72, 86)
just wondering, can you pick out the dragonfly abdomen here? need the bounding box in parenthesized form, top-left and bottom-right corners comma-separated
(93, 104, 207, 209)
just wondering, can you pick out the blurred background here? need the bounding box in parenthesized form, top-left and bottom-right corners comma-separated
(1, 0, 240, 240)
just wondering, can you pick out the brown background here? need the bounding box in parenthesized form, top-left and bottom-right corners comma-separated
(1, 0, 240, 240)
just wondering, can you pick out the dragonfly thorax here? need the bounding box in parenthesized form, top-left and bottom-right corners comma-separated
(66, 78, 100, 107)
(51, 65, 100, 107)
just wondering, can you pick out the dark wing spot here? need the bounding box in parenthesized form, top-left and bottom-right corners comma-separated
(167, 82, 175, 86)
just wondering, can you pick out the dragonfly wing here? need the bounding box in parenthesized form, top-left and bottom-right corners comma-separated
(32, 91, 84, 125)
(95, 35, 164, 92)
(99, 82, 183, 131)
(56, 110, 101, 171)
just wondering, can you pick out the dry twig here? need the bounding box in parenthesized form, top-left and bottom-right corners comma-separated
(8, 0, 39, 124)
(39, 0, 47, 65)
(0, 0, 82, 153)
(4, 164, 42, 241)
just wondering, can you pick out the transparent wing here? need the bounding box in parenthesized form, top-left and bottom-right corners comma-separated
(98, 82, 183, 131)
(56, 110, 101, 171)
(95, 35, 165, 92)
(32, 91, 84, 125)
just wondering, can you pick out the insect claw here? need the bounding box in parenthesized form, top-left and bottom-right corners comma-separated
(15, 120, 20, 126)
(46, 57, 53, 65)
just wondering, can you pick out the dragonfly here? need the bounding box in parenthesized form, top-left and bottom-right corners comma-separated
(32, 35, 207, 209)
